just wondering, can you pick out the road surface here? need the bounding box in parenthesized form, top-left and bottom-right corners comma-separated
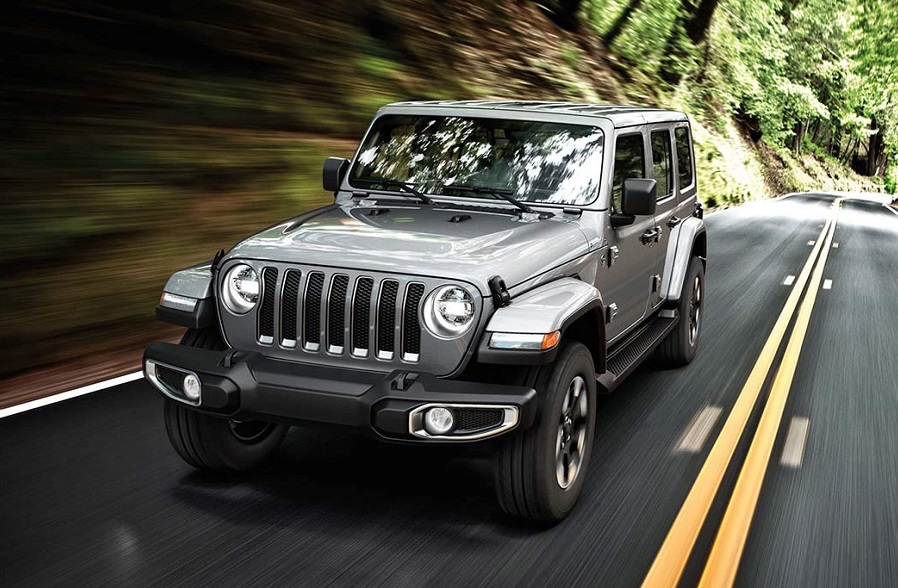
(2, 193, 897, 587)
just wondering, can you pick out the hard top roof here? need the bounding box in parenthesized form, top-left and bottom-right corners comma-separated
(382, 100, 688, 126)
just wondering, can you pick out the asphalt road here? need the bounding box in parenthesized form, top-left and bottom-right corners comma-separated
(2, 193, 897, 588)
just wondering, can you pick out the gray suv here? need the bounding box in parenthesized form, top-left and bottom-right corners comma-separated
(145, 100, 706, 522)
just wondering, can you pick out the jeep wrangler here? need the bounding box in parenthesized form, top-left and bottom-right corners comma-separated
(145, 101, 706, 523)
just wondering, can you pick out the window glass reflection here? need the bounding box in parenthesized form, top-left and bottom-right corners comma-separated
(350, 115, 605, 206)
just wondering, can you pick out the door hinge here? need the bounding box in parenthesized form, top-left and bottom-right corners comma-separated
(608, 245, 620, 267)
(606, 303, 618, 324)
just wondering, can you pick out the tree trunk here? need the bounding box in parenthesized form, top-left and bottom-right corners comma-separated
(866, 115, 882, 176)
(541, 0, 583, 31)
(684, 0, 721, 45)
(792, 122, 801, 153)
(604, 0, 646, 47)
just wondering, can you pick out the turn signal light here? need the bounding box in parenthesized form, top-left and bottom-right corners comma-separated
(489, 330, 561, 350)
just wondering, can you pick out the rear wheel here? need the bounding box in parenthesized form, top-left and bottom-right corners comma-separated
(493, 341, 597, 523)
(656, 256, 704, 366)
(163, 328, 288, 471)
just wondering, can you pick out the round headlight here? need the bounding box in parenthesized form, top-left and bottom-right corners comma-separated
(423, 285, 476, 338)
(222, 264, 260, 314)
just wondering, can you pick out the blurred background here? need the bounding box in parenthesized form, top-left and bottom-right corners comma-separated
(1, 0, 895, 392)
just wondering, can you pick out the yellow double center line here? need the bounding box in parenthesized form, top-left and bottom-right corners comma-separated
(643, 200, 842, 588)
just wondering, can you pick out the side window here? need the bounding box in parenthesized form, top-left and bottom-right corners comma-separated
(650, 130, 673, 199)
(675, 127, 694, 189)
(612, 133, 646, 212)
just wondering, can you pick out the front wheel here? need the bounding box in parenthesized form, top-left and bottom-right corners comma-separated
(163, 328, 288, 471)
(493, 341, 597, 523)
(164, 400, 288, 471)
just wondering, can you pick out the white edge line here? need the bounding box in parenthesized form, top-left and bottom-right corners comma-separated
(783, 275, 796, 286)
(0, 371, 145, 419)
(823, 279, 833, 290)
(833, 242, 839, 248)
(884, 203, 898, 217)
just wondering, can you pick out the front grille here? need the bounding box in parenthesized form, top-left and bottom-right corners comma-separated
(258, 267, 278, 344)
(255, 267, 426, 364)
(377, 280, 399, 359)
(455, 409, 504, 433)
(304, 272, 325, 350)
(352, 277, 374, 355)
(281, 270, 301, 347)
(402, 283, 425, 360)
(327, 275, 349, 352)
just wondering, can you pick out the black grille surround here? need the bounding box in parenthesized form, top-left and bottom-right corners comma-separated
(218, 261, 482, 377)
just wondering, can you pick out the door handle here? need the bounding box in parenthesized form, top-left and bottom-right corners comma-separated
(667, 216, 681, 228)
(640, 227, 659, 244)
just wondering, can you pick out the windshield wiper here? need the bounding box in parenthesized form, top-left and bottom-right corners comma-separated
(442, 184, 536, 215)
(353, 178, 434, 205)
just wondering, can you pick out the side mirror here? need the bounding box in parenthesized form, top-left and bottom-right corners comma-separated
(612, 178, 657, 227)
(621, 178, 657, 216)
(323, 157, 350, 193)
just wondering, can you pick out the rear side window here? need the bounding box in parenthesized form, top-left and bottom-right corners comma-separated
(612, 133, 646, 211)
(651, 130, 673, 199)
(675, 127, 694, 189)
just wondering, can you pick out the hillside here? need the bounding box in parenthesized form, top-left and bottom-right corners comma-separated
(0, 0, 895, 379)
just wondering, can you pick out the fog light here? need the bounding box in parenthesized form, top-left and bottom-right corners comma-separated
(424, 407, 454, 435)
(182, 374, 201, 401)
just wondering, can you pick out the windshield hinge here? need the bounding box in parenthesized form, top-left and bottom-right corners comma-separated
(488, 276, 512, 308)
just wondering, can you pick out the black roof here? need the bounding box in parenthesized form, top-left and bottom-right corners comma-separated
(383, 100, 688, 126)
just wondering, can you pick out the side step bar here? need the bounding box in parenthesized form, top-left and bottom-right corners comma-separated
(597, 313, 678, 393)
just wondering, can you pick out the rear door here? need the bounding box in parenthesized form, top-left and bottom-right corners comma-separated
(646, 126, 677, 311)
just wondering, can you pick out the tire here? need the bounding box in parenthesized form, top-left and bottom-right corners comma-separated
(163, 327, 288, 471)
(656, 256, 704, 366)
(493, 341, 597, 523)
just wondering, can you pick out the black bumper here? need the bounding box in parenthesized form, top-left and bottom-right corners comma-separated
(143, 342, 537, 442)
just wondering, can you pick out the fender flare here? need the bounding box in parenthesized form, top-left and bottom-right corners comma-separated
(477, 277, 606, 369)
(660, 216, 706, 304)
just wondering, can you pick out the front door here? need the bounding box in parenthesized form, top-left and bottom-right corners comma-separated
(600, 130, 658, 342)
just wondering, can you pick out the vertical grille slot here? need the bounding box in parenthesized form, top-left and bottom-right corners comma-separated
(328, 275, 349, 353)
(304, 272, 325, 351)
(402, 283, 425, 361)
(281, 270, 301, 348)
(258, 267, 278, 344)
(376, 280, 399, 359)
(352, 277, 374, 356)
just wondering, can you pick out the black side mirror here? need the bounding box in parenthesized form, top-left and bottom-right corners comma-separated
(323, 157, 350, 193)
(612, 178, 657, 227)
(622, 178, 657, 215)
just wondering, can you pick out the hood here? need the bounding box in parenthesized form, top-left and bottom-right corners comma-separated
(225, 202, 590, 294)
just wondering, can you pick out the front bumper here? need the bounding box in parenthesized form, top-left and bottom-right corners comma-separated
(143, 342, 537, 442)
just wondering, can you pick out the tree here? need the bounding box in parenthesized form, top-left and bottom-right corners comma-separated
(542, 0, 584, 31)
(683, 0, 721, 45)
(603, 0, 646, 47)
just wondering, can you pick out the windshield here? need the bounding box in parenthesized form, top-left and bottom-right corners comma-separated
(349, 115, 605, 206)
